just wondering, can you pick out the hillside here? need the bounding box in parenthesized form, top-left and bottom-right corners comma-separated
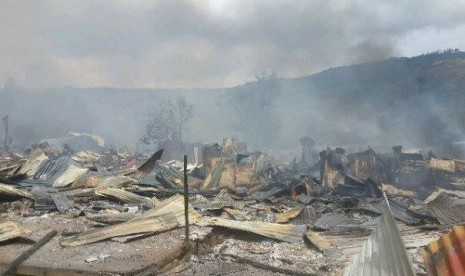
(1, 51, 465, 157)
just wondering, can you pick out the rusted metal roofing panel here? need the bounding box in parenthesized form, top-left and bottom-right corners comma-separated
(423, 225, 465, 276)
(344, 195, 415, 276)
(429, 158, 456, 173)
(60, 194, 200, 247)
(426, 191, 465, 225)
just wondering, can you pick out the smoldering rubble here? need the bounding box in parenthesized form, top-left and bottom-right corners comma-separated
(1, 136, 465, 275)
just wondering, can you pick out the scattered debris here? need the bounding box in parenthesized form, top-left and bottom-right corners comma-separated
(2, 230, 57, 276)
(0, 222, 27, 243)
(60, 195, 200, 246)
(423, 225, 465, 276)
(85, 253, 111, 263)
(0, 183, 34, 200)
(1, 139, 464, 274)
(276, 208, 302, 223)
(51, 194, 74, 213)
(345, 195, 415, 276)
(197, 217, 306, 243)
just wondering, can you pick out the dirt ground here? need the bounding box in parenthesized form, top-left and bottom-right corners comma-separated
(0, 210, 304, 276)
(0, 210, 344, 276)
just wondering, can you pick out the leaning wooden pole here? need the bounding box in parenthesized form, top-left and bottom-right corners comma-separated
(2, 230, 57, 276)
(183, 155, 189, 245)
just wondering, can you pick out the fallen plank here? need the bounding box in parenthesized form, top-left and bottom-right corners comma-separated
(305, 230, 331, 252)
(2, 230, 57, 276)
(0, 183, 34, 200)
(196, 217, 306, 243)
(60, 195, 200, 247)
(276, 208, 302, 223)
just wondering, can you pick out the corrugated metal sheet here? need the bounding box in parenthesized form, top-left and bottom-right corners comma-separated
(427, 191, 465, 225)
(61, 194, 200, 247)
(18, 151, 49, 177)
(321, 220, 440, 257)
(125, 149, 163, 180)
(0, 183, 35, 200)
(313, 213, 361, 230)
(51, 194, 74, 213)
(344, 195, 415, 276)
(53, 165, 88, 188)
(423, 225, 465, 276)
(95, 188, 153, 207)
(33, 156, 74, 182)
(360, 197, 430, 225)
(197, 217, 306, 243)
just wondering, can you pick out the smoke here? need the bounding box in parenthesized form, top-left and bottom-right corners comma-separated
(1, 1, 465, 159)
(1, 1, 465, 88)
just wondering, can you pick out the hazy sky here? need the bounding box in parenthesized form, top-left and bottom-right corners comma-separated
(1, 0, 465, 89)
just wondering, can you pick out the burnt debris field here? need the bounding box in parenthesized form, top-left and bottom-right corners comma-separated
(1, 125, 465, 275)
(2, 1, 465, 275)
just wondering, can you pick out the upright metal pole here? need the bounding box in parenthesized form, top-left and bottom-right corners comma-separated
(183, 155, 189, 244)
(2, 115, 8, 152)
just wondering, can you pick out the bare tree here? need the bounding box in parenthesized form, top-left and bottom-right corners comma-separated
(175, 97, 194, 142)
(141, 96, 194, 147)
(228, 72, 280, 148)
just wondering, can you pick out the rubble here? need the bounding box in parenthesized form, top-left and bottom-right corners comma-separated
(60, 195, 201, 247)
(0, 221, 29, 242)
(345, 195, 415, 276)
(1, 138, 465, 275)
(0, 183, 34, 200)
(423, 225, 465, 276)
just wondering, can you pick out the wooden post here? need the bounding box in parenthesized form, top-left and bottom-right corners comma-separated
(2, 230, 57, 276)
(183, 155, 189, 244)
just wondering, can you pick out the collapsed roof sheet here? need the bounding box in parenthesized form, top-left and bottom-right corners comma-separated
(0, 183, 34, 200)
(197, 217, 306, 243)
(423, 225, 465, 276)
(360, 197, 429, 225)
(18, 151, 49, 177)
(426, 191, 465, 225)
(33, 156, 75, 183)
(60, 195, 200, 247)
(313, 213, 361, 230)
(344, 196, 415, 276)
(53, 165, 88, 188)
